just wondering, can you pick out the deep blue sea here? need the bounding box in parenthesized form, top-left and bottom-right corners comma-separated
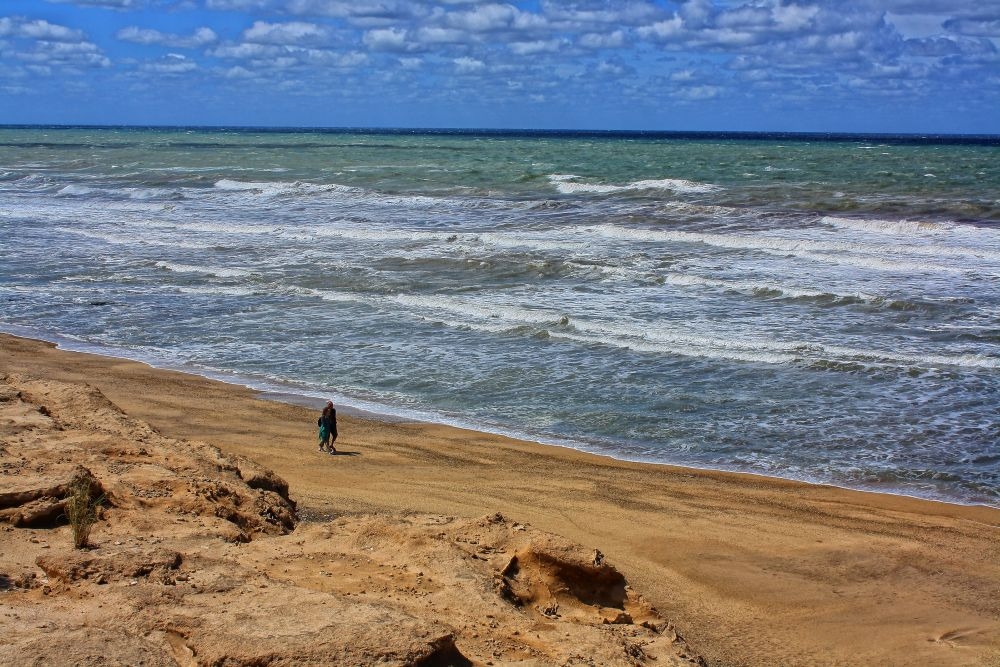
(2, 126, 998, 506)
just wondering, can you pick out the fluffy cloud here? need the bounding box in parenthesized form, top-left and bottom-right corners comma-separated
(140, 53, 199, 73)
(12, 0, 1000, 129)
(446, 4, 522, 32)
(0, 17, 84, 42)
(222, 64, 256, 78)
(45, 0, 140, 7)
(578, 30, 626, 49)
(508, 39, 564, 55)
(593, 59, 633, 77)
(209, 41, 282, 59)
(13, 39, 111, 68)
(206, 21, 366, 73)
(117, 26, 218, 48)
(0, 16, 109, 71)
(362, 26, 412, 51)
(453, 55, 485, 73)
(281, 0, 429, 26)
(243, 20, 330, 45)
(413, 26, 468, 45)
(301, 48, 367, 67)
(205, 0, 273, 10)
(540, 1, 661, 29)
(637, 3, 829, 49)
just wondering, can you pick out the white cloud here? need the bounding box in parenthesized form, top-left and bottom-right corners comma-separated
(413, 26, 468, 44)
(677, 84, 721, 100)
(716, 6, 770, 31)
(0, 17, 84, 42)
(773, 4, 820, 32)
(637, 17, 684, 42)
(595, 60, 627, 76)
(453, 55, 485, 73)
(269, 56, 298, 69)
(15, 39, 111, 68)
(243, 21, 329, 45)
(678, 0, 714, 28)
(205, 0, 272, 10)
(209, 42, 283, 59)
(192, 27, 218, 45)
(508, 39, 564, 55)
(822, 31, 865, 52)
(540, 1, 660, 29)
(1, 17, 110, 70)
(446, 4, 519, 32)
(283, 0, 429, 26)
(301, 48, 368, 67)
(579, 30, 626, 49)
(117, 26, 218, 48)
(12, 0, 999, 127)
(207, 31, 368, 73)
(363, 26, 411, 51)
(222, 65, 256, 78)
(140, 53, 198, 73)
(45, 0, 139, 7)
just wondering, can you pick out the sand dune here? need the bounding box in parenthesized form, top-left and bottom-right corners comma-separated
(1, 333, 999, 666)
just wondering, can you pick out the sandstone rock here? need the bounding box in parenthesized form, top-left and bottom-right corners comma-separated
(0, 375, 704, 667)
(37, 547, 182, 584)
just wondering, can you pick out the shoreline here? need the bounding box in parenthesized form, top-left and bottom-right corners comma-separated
(2, 327, 994, 511)
(3, 331, 1000, 666)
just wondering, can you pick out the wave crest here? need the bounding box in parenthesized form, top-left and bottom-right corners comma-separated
(548, 174, 720, 195)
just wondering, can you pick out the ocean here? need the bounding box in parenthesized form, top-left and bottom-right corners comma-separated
(1, 126, 998, 506)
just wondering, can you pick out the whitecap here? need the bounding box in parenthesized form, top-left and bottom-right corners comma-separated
(155, 261, 250, 278)
(212, 178, 362, 198)
(57, 184, 93, 196)
(547, 174, 720, 195)
(589, 224, 986, 274)
(822, 216, 951, 235)
(175, 285, 259, 297)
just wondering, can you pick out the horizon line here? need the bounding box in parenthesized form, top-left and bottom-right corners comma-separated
(2, 124, 998, 143)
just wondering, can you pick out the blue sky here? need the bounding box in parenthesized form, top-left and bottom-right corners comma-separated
(1, 0, 998, 132)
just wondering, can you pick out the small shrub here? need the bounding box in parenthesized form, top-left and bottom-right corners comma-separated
(65, 476, 102, 549)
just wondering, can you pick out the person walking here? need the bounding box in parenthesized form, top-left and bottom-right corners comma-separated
(318, 401, 338, 454)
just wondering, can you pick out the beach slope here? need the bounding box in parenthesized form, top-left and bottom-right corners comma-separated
(1, 334, 998, 666)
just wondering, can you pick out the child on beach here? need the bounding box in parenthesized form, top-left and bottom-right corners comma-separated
(318, 401, 338, 454)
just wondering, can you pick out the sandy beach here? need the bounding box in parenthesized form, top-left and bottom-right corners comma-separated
(2, 332, 999, 666)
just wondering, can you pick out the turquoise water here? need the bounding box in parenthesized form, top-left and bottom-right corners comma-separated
(2, 126, 998, 505)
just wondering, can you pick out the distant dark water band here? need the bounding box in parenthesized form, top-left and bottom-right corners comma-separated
(2, 125, 999, 147)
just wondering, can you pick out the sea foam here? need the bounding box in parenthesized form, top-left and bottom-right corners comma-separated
(548, 174, 721, 195)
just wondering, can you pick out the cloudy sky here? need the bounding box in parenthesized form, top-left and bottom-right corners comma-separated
(2, 0, 998, 132)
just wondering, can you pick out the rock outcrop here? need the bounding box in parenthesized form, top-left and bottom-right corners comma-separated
(0, 374, 704, 666)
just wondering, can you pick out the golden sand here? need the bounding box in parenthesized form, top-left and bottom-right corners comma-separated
(2, 333, 998, 666)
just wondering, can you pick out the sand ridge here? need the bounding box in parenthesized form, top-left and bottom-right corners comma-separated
(2, 334, 1000, 666)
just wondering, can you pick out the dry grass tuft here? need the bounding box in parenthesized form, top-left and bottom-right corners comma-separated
(65, 475, 102, 549)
